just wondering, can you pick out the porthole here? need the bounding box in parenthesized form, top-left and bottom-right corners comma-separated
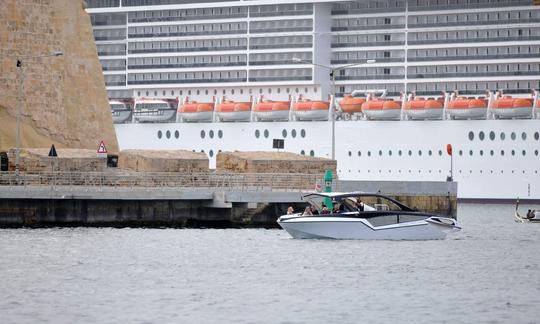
(368, 151, 371, 157)
(388, 150, 392, 156)
(175, 130, 179, 139)
(489, 131, 495, 140)
(300, 129, 306, 138)
(358, 151, 361, 157)
(468, 131, 474, 141)
(479, 131, 485, 141)
(501, 150, 505, 156)
(428, 150, 432, 156)
(469, 150, 473, 156)
(490, 150, 494, 156)
(536, 150, 539, 156)
(166, 130, 171, 139)
(157, 130, 163, 139)
(291, 129, 297, 138)
(255, 130, 260, 138)
(201, 149, 205, 153)
(438, 150, 442, 156)
(264, 129, 269, 138)
(348, 151, 352, 157)
(379, 150, 383, 156)
(522, 132, 527, 140)
(511, 150, 515, 156)
(511, 132, 516, 140)
(200, 130, 206, 139)
(522, 150, 526, 156)
(209, 130, 214, 138)
(459, 150, 463, 156)
(282, 129, 287, 138)
(535, 132, 539, 140)
(309, 150, 314, 157)
(480, 150, 484, 156)
(300, 150, 305, 155)
(153, 91, 157, 96)
(408, 150, 412, 156)
(218, 150, 222, 153)
(500, 132, 505, 140)
(399, 150, 402, 156)
(218, 130, 223, 138)
(209, 150, 214, 157)
(418, 150, 422, 156)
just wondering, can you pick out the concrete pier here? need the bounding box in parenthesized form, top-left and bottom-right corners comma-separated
(0, 171, 457, 228)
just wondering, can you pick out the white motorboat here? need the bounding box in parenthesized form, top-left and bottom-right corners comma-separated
(277, 192, 461, 240)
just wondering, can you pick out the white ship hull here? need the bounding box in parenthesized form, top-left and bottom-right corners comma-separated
(115, 119, 540, 200)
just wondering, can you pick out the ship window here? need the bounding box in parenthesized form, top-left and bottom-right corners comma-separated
(379, 150, 383, 156)
(522, 132, 527, 140)
(480, 150, 484, 156)
(388, 150, 392, 156)
(511, 150, 515, 156)
(469, 150, 473, 156)
(162, 91, 166, 96)
(146, 91, 149, 96)
(399, 150, 402, 156)
(200, 130, 206, 138)
(522, 150, 526, 156)
(301, 129, 306, 138)
(264, 129, 269, 138)
(171, 91, 175, 96)
(175, 130, 179, 139)
(428, 150, 432, 156)
(500, 132, 506, 140)
(536, 150, 539, 156)
(348, 151, 352, 157)
(438, 150, 442, 156)
(501, 150, 505, 156)
(291, 129, 297, 138)
(358, 151, 361, 156)
(490, 150, 494, 156)
(300, 150, 305, 155)
(368, 151, 372, 157)
(218, 130, 223, 138)
(209, 150, 214, 157)
(209, 130, 214, 138)
(418, 150, 422, 156)
(479, 131, 485, 140)
(408, 150, 412, 156)
(489, 131, 495, 140)
(157, 130, 163, 139)
(138, 91, 141, 96)
(310, 150, 314, 157)
(282, 129, 287, 138)
(511, 132, 516, 140)
(459, 150, 463, 156)
(535, 132, 539, 140)
(255, 129, 260, 138)
(468, 131, 474, 141)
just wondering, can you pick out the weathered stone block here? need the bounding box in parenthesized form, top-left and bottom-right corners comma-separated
(7, 148, 106, 172)
(118, 149, 209, 173)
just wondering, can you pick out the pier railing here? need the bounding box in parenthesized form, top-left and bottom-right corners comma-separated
(0, 172, 322, 191)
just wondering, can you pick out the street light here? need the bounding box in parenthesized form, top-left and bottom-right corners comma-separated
(292, 57, 376, 160)
(15, 51, 63, 175)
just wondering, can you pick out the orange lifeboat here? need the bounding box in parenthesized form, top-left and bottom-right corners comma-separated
(291, 99, 329, 121)
(491, 96, 533, 119)
(339, 95, 366, 114)
(361, 99, 401, 120)
(215, 100, 251, 122)
(404, 97, 444, 120)
(447, 96, 487, 119)
(178, 100, 214, 122)
(252, 100, 290, 121)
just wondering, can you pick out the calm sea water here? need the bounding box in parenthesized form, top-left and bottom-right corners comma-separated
(1, 203, 539, 324)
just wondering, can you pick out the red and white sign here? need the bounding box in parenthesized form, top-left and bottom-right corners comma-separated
(97, 141, 107, 154)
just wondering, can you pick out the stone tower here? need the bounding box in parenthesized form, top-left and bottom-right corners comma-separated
(0, 0, 118, 152)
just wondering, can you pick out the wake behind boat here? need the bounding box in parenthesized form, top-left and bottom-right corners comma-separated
(277, 192, 460, 240)
(514, 198, 540, 223)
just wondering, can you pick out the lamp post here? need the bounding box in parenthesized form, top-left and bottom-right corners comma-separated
(15, 51, 63, 176)
(292, 57, 376, 160)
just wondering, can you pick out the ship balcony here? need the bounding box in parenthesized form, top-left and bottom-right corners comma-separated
(331, 24, 405, 32)
(408, 71, 540, 79)
(127, 62, 246, 70)
(98, 51, 126, 56)
(128, 46, 247, 54)
(335, 75, 405, 81)
(408, 35, 540, 45)
(94, 35, 125, 41)
(249, 10, 314, 18)
(249, 44, 312, 50)
(249, 27, 313, 34)
(408, 53, 540, 62)
(332, 41, 404, 48)
(102, 66, 126, 71)
(331, 58, 404, 64)
(128, 13, 247, 24)
(409, 0, 532, 12)
(249, 76, 311, 82)
(128, 30, 248, 38)
(128, 78, 247, 85)
(408, 18, 540, 29)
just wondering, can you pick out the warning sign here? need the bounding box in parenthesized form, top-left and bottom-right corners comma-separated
(97, 141, 107, 154)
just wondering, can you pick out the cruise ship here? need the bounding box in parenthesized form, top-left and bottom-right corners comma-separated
(86, 0, 540, 200)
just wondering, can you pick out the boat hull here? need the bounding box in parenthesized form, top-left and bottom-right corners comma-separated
(492, 107, 533, 119)
(447, 108, 487, 119)
(112, 110, 132, 124)
(216, 111, 251, 122)
(292, 110, 329, 121)
(363, 109, 401, 120)
(134, 110, 176, 123)
(179, 111, 214, 122)
(277, 216, 457, 240)
(405, 108, 444, 120)
(252, 110, 290, 121)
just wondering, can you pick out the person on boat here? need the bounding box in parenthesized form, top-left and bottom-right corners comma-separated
(302, 207, 313, 216)
(526, 209, 535, 219)
(356, 199, 365, 212)
(310, 206, 319, 215)
(287, 206, 294, 215)
(321, 205, 330, 214)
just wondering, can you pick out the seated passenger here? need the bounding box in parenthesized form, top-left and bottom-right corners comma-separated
(287, 206, 294, 215)
(321, 205, 330, 214)
(302, 207, 313, 216)
(356, 199, 365, 212)
(311, 206, 319, 215)
(526, 209, 534, 219)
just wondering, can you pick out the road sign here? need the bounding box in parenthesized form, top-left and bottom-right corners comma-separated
(97, 141, 107, 154)
(48, 144, 58, 157)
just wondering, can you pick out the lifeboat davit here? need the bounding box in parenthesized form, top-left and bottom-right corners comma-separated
(133, 98, 177, 123)
(339, 95, 366, 114)
(178, 101, 214, 122)
(291, 99, 329, 121)
(361, 99, 401, 120)
(447, 97, 487, 119)
(215, 100, 251, 122)
(110, 100, 132, 124)
(404, 98, 444, 120)
(491, 96, 533, 119)
(252, 100, 290, 122)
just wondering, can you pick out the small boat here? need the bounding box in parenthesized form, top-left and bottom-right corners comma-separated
(291, 97, 329, 121)
(215, 99, 251, 122)
(361, 99, 401, 120)
(514, 198, 540, 223)
(252, 99, 290, 122)
(110, 100, 132, 124)
(491, 95, 533, 119)
(178, 100, 214, 122)
(447, 96, 488, 120)
(133, 98, 177, 123)
(339, 95, 366, 115)
(277, 192, 461, 240)
(404, 97, 444, 120)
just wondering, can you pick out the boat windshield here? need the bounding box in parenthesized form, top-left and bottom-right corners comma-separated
(304, 193, 413, 213)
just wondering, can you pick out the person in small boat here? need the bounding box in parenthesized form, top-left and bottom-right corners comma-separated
(356, 199, 365, 212)
(287, 206, 294, 215)
(310, 206, 319, 215)
(321, 205, 330, 214)
(526, 209, 535, 219)
(302, 207, 313, 216)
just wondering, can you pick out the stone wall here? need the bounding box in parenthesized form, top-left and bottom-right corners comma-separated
(7, 148, 107, 172)
(216, 151, 337, 174)
(0, 0, 118, 152)
(118, 150, 209, 173)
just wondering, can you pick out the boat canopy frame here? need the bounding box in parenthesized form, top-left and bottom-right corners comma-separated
(302, 192, 415, 212)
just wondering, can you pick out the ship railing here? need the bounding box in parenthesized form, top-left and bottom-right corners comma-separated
(0, 172, 322, 192)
